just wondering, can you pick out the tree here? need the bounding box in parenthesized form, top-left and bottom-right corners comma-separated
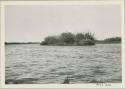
(60, 32, 75, 44)
(43, 36, 59, 45)
(75, 33, 85, 43)
(84, 32, 95, 41)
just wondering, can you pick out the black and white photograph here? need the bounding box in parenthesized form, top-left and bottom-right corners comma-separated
(0, 0, 124, 88)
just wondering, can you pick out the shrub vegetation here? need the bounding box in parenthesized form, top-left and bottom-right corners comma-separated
(40, 32, 96, 46)
(103, 37, 121, 43)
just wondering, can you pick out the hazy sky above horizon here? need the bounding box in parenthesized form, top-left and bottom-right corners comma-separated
(5, 5, 121, 42)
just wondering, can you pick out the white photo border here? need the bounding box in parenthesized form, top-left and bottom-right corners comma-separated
(0, 0, 125, 88)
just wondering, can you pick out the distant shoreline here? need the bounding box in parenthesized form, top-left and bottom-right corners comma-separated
(5, 41, 121, 45)
(5, 34, 121, 46)
(5, 42, 40, 45)
(95, 40, 121, 44)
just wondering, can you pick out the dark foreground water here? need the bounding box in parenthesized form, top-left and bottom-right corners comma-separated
(5, 44, 122, 84)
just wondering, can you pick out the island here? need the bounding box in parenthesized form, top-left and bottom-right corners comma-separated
(40, 32, 96, 46)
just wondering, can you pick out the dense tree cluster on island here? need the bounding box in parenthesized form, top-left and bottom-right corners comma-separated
(40, 32, 96, 46)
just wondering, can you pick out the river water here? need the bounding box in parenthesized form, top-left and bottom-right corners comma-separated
(5, 44, 122, 84)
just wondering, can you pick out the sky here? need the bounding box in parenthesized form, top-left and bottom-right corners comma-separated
(5, 5, 121, 42)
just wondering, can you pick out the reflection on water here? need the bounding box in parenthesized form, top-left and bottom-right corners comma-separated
(5, 44, 122, 84)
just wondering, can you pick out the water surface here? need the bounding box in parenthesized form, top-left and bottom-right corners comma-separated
(5, 44, 122, 84)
